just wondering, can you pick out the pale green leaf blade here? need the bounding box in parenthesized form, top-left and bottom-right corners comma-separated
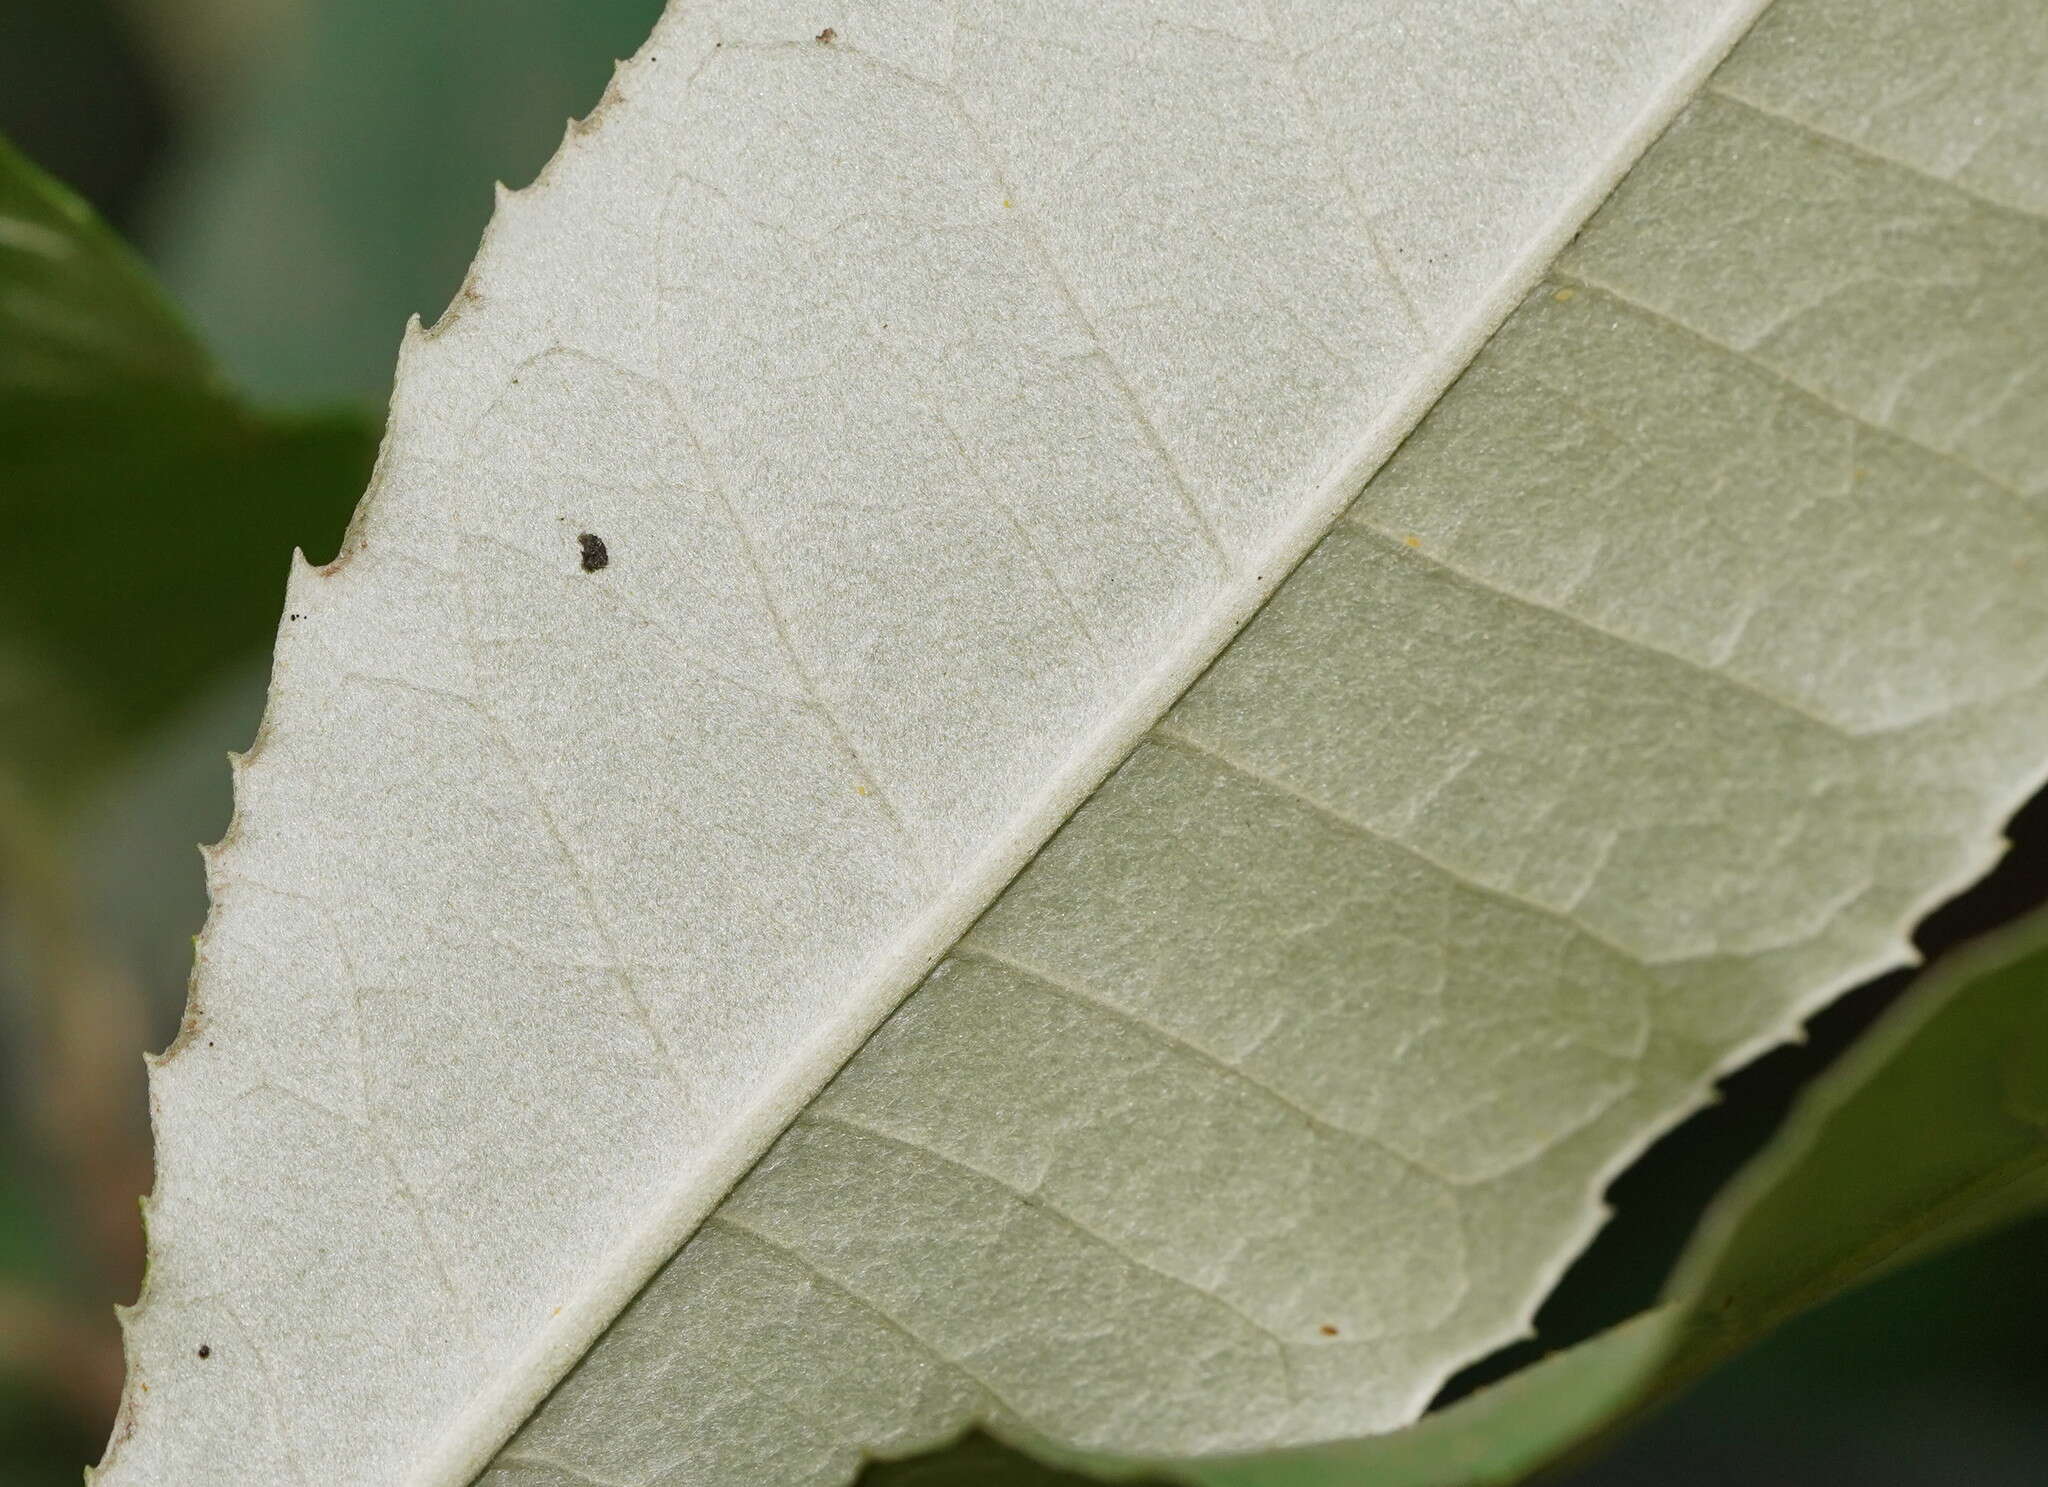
(1185, 905, 2048, 1487)
(102, 2, 2048, 1486)
(478, 0, 2048, 1483)
(855, 898, 2048, 1487)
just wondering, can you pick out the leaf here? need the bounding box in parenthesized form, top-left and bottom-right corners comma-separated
(99, 1, 2048, 1485)
(0, 133, 375, 815)
(0, 134, 208, 398)
(890, 902, 2048, 1487)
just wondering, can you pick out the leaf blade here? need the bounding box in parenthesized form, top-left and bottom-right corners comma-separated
(102, 1, 2048, 1484)
(872, 906, 2048, 1487)
(477, 0, 2048, 1479)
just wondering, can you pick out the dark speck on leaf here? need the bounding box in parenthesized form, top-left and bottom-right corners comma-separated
(197, 1345, 211, 1359)
(1318, 1324, 1339, 1337)
(816, 26, 836, 43)
(578, 533, 610, 573)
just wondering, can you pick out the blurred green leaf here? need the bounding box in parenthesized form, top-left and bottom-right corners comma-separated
(0, 130, 205, 397)
(1665, 905, 2048, 1366)
(0, 132, 374, 813)
(0, 1144, 73, 1288)
(866, 908, 2048, 1486)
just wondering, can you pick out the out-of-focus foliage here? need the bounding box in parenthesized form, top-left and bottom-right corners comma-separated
(0, 134, 374, 816)
(0, 1, 166, 237)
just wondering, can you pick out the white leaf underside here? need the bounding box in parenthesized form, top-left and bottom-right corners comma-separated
(100, 1, 2048, 1485)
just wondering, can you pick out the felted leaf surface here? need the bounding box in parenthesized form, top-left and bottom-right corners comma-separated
(101, 1, 2047, 1485)
(1048, 899, 2048, 1487)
